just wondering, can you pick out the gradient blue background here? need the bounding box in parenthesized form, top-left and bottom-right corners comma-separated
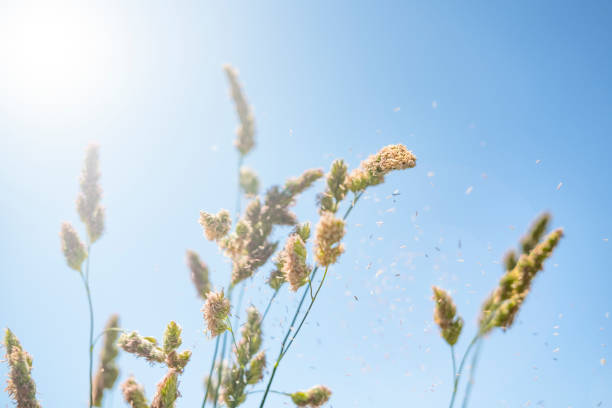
(1, 1, 611, 407)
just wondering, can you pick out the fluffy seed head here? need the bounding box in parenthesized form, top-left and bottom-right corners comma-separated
(224, 64, 255, 156)
(267, 267, 286, 290)
(282, 234, 310, 291)
(186, 250, 211, 299)
(76, 143, 106, 243)
(480, 227, 564, 334)
(347, 144, 416, 191)
(199, 210, 232, 241)
(314, 211, 346, 267)
(202, 291, 231, 338)
(60, 221, 88, 272)
(319, 159, 348, 214)
(246, 351, 266, 385)
(432, 286, 463, 346)
(235, 306, 262, 365)
(290, 385, 332, 408)
(121, 376, 148, 408)
(284, 169, 325, 197)
(117, 332, 165, 363)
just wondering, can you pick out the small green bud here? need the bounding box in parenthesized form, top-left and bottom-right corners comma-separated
(163, 321, 182, 354)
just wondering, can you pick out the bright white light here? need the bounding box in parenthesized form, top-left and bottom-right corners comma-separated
(0, 3, 115, 111)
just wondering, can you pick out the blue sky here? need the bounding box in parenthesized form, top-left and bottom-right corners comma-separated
(0, 1, 611, 407)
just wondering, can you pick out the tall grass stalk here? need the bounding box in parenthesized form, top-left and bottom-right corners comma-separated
(257, 192, 362, 408)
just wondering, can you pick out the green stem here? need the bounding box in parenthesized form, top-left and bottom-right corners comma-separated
(82, 244, 94, 408)
(257, 266, 316, 408)
(202, 336, 221, 408)
(258, 191, 363, 408)
(280, 266, 328, 359)
(308, 278, 314, 301)
(461, 339, 483, 408)
(450, 345, 457, 382)
(212, 285, 234, 408)
(261, 289, 279, 323)
(226, 317, 239, 360)
(92, 328, 125, 347)
(449, 335, 479, 408)
(247, 389, 291, 396)
(205, 153, 243, 408)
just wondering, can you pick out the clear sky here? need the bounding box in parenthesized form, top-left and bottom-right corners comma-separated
(1, 1, 611, 407)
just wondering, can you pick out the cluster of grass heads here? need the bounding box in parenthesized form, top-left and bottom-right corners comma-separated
(3, 65, 562, 408)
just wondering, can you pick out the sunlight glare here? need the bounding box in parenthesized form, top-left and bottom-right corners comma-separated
(0, 3, 115, 111)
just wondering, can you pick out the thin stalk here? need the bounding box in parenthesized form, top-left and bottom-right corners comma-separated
(225, 317, 239, 361)
(280, 266, 328, 358)
(247, 390, 291, 396)
(449, 334, 479, 408)
(261, 289, 279, 323)
(257, 268, 315, 408)
(450, 345, 457, 383)
(204, 153, 244, 407)
(82, 244, 94, 408)
(308, 278, 314, 301)
(92, 328, 125, 347)
(233, 281, 245, 330)
(202, 336, 221, 408)
(258, 191, 363, 408)
(212, 285, 234, 408)
(461, 338, 483, 408)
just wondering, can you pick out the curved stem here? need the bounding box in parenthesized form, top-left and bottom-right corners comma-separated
(82, 244, 94, 408)
(261, 289, 279, 323)
(461, 339, 483, 408)
(225, 317, 239, 359)
(202, 336, 221, 408)
(92, 328, 125, 348)
(449, 335, 479, 408)
(280, 266, 328, 358)
(204, 154, 244, 407)
(247, 389, 291, 396)
(258, 192, 363, 408)
(212, 285, 234, 408)
(257, 268, 315, 408)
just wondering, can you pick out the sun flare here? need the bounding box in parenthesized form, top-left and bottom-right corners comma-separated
(0, 3, 114, 110)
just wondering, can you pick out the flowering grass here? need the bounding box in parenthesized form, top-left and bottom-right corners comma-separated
(2, 64, 563, 408)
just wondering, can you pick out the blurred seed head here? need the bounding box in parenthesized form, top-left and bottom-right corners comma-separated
(223, 64, 255, 156)
(76, 143, 106, 243)
(239, 167, 260, 196)
(121, 376, 148, 408)
(290, 385, 332, 408)
(186, 250, 211, 299)
(246, 351, 266, 385)
(60, 221, 88, 272)
(199, 209, 232, 241)
(92, 314, 121, 406)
